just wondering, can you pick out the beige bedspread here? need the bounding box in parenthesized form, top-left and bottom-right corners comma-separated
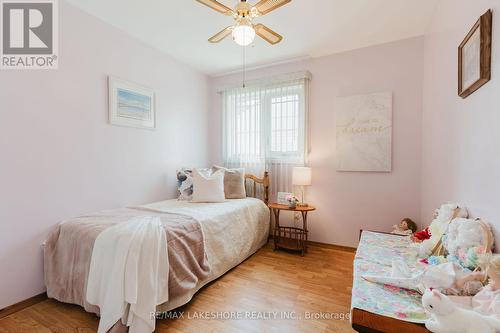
(44, 198, 270, 315)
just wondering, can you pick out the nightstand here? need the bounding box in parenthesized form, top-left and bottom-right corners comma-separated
(268, 203, 316, 256)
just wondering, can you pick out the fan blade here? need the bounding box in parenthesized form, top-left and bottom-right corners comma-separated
(253, 0, 291, 16)
(254, 24, 283, 45)
(209, 26, 233, 43)
(196, 0, 233, 15)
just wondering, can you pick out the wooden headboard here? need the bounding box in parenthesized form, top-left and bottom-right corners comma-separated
(244, 172, 269, 205)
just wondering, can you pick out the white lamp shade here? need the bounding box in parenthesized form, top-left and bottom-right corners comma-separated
(232, 24, 255, 46)
(292, 167, 312, 186)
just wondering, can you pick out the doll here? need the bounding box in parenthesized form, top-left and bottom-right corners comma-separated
(392, 218, 417, 236)
(472, 254, 500, 317)
(442, 270, 485, 296)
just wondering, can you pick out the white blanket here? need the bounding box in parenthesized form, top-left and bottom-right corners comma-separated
(362, 259, 466, 293)
(86, 216, 169, 333)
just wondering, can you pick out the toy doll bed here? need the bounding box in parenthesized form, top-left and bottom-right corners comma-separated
(351, 231, 430, 333)
(352, 218, 494, 333)
(351, 203, 495, 333)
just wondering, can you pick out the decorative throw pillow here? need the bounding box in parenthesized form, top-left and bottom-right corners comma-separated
(191, 169, 225, 203)
(212, 165, 246, 199)
(177, 168, 193, 200)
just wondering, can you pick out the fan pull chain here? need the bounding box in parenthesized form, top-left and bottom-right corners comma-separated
(243, 45, 246, 88)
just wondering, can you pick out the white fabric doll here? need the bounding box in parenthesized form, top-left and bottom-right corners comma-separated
(422, 289, 500, 333)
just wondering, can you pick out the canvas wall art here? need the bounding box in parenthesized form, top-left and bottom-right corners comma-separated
(335, 92, 392, 172)
(108, 76, 155, 129)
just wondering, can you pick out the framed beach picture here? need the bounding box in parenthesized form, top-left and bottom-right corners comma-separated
(108, 76, 155, 129)
(458, 9, 492, 99)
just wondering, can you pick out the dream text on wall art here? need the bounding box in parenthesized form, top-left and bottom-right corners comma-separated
(335, 92, 392, 172)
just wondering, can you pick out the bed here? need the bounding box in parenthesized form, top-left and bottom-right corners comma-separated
(351, 230, 430, 333)
(43, 173, 270, 329)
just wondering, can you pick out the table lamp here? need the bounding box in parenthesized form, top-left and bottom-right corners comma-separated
(292, 167, 312, 207)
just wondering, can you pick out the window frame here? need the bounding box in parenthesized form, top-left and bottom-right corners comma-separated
(222, 78, 308, 165)
(262, 85, 305, 163)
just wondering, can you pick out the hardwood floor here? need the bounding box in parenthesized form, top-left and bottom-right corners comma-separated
(0, 243, 356, 333)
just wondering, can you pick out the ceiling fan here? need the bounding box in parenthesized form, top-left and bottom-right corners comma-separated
(196, 0, 291, 46)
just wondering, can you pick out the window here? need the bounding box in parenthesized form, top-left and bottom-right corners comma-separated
(268, 87, 303, 160)
(222, 76, 308, 165)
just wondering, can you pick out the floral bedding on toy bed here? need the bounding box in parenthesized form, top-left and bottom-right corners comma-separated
(351, 231, 429, 323)
(355, 231, 420, 267)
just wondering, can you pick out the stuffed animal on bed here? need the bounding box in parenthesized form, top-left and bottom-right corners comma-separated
(443, 218, 494, 269)
(418, 204, 468, 257)
(422, 289, 500, 333)
(412, 210, 437, 242)
(412, 227, 431, 242)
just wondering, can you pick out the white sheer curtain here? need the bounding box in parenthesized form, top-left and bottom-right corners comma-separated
(221, 72, 311, 201)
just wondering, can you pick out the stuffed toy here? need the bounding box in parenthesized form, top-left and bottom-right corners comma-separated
(412, 227, 431, 242)
(418, 203, 468, 258)
(422, 289, 500, 333)
(443, 218, 494, 269)
(412, 209, 439, 242)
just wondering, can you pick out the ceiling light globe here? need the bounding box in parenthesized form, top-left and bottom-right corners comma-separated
(232, 24, 255, 46)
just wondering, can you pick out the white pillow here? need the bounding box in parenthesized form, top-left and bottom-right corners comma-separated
(191, 169, 225, 203)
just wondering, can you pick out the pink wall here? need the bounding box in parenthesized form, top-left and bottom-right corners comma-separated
(8, 0, 498, 310)
(209, 37, 424, 248)
(421, 1, 500, 248)
(0, 2, 210, 308)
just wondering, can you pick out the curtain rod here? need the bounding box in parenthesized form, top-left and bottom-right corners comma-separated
(216, 71, 312, 93)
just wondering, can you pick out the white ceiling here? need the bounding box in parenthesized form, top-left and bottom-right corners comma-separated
(66, 0, 437, 76)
